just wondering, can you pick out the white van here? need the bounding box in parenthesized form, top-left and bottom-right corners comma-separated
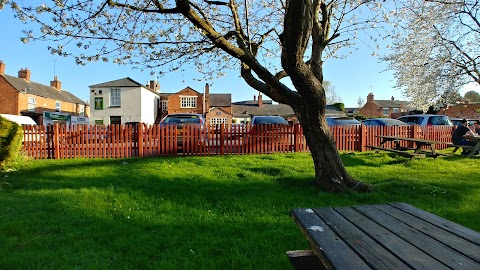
(0, 114, 37, 125)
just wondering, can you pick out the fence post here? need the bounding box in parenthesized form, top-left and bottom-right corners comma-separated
(138, 123, 144, 157)
(218, 125, 224, 155)
(293, 124, 299, 152)
(359, 124, 367, 152)
(53, 123, 60, 159)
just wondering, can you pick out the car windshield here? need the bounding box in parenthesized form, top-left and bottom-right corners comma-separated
(252, 116, 288, 125)
(399, 116, 424, 125)
(163, 115, 201, 124)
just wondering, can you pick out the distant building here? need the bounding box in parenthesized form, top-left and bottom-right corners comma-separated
(359, 93, 408, 118)
(159, 83, 233, 126)
(232, 94, 346, 124)
(437, 101, 480, 119)
(89, 77, 160, 125)
(0, 61, 89, 125)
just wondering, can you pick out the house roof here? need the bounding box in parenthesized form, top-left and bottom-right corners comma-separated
(210, 94, 231, 107)
(1, 74, 88, 105)
(231, 101, 346, 117)
(232, 100, 273, 105)
(372, 100, 406, 108)
(89, 77, 144, 88)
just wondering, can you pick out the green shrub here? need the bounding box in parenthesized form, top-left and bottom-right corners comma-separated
(332, 102, 345, 111)
(0, 116, 27, 171)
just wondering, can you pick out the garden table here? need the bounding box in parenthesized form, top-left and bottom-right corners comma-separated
(288, 202, 480, 270)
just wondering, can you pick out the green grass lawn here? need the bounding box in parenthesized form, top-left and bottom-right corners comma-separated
(1, 152, 479, 269)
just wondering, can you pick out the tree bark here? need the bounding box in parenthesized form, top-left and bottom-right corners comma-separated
(293, 103, 372, 193)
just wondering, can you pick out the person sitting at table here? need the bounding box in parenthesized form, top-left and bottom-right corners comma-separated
(474, 120, 480, 135)
(452, 119, 476, 154)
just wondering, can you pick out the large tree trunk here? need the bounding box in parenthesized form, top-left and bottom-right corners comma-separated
(293, 103, 372, 193)
(279, 0, 372, 193)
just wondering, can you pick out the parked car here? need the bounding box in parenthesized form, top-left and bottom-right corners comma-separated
(396, 114, 453, 126)
(362, 118, 408, 126)
(251, 116, 289, 126)
(326, 117, 362, 126)
(159, 113, 206, 146)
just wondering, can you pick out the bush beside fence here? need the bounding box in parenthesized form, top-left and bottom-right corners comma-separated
(22, 124, 455, 159)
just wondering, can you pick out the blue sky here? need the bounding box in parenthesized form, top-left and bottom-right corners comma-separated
(0, 7, 400, 108)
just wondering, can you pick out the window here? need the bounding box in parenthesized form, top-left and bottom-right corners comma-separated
(110, 116, 121, 125)
(56, 101, 61, 112)
(79, 105, 85, 117)
(110, 89, 121, 107)
(392, 108, 399, 113)
(382, 108, 389, 116)
(161, 100, 168, 113)
(180, 96, 197, 108)
(211, 118, 228, 126)
(28, 97, 36, 111)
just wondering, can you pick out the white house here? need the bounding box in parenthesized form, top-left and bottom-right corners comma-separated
(89, 77, 160, 125)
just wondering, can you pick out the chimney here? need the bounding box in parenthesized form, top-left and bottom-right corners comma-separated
(50, 76, 62, 91)
(253, 95, 256, 101)
(258, 94, 263, 107)
(205, 83, 210, 96)
(391, 96, 395, 101)
(204, 83, 210, 112)
(18, 68, 31, 81)
(149, 80, 160, 92)
(367, 93, 374, 102)
(0, 61, 5, 75)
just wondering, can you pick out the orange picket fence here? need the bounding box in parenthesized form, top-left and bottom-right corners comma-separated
(21, 124, 455, 159)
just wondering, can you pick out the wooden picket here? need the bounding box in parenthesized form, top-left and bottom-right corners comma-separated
(21, 123, 456, 159)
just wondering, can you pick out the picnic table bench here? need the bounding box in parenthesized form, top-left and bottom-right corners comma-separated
(451, 135, 480, 157)
(366, 135, 449, 160)
(288, 202, 480, 270)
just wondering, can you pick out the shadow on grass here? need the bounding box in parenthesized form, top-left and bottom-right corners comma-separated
(2, 154, 480, 269)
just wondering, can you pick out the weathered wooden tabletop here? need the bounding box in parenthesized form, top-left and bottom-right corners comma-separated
(291, 202, 480, 270)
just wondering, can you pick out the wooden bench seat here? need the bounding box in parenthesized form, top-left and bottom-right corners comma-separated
(450, 144, 474, 154)
(366, 145, 426, 159)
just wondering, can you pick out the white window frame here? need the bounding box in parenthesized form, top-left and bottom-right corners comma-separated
(180, 96, 197, 108)
(28, 96, 36, 111)
(382, 107, 389, 116)
(110, 89, 121, 107)
(211, 117, 228, 126)
(79, 105, 85, 117)
(161, 100, 168, 113)
(392, 108, 399, 113)
(56, 101, 61, 112)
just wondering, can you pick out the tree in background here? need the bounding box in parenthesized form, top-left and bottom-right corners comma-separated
(1, 1, 409, 192)
(464, 90, 480, 102)
(357, 97, 365, 108)
(384, 1, 479, 112)
(323, 81, 342, 105)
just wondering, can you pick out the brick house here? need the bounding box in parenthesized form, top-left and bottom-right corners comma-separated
(437, 102, 480, 119)
(159, 83, 233, 125)
(0, 61, 89, 125)
(359, 93, 408, 118)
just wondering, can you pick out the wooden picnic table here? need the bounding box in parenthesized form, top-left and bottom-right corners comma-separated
(462, 134, 480, 157)
(289, 202, 480, 270)
(367, 135, 448, 159)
